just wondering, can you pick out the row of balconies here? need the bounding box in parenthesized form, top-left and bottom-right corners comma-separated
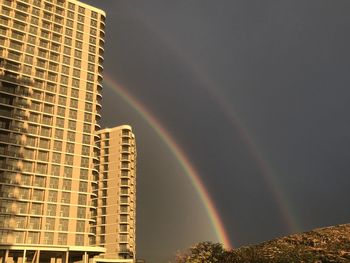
(0, 82, 33, 97)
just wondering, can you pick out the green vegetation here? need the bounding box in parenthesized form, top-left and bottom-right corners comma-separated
(173, 224, 350, 262)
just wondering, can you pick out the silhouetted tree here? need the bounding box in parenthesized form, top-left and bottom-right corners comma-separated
(175, 242, 227, 263)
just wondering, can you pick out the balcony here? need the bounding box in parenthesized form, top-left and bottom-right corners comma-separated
(13, 109, 29, 120)
(10, 121, 28, 132)
(14, 97, 31, 108)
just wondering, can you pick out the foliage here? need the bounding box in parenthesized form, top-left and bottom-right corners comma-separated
(172, 224, 350, 263)
(174, 242, 227, 263)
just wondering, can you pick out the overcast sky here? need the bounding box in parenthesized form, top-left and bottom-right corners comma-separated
(84, 1, 350, 262)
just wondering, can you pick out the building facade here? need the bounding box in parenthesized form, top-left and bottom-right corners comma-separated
(0, 0, 108, 262)
(95, 126, 136, 262)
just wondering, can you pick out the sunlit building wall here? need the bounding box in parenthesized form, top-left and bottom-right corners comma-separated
(0, 0, 105, 261)
(95, 126, 137, 261)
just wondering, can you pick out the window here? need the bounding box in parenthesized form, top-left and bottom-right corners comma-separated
(78, 6, 85, 14)
(82, 134, 90, 144)
(88, 63, 95, 72)
(73, 69, 80, 77)
(78, 194, 86, 205)
(89, 36, 96, 44)
(88, 54, 95, 62)
(79, 181, 88, 192)
(39, 139, 50, 149)
(58, 233, 67, 245)
(31, 204, 42, 215)
(64, 46, 71, 55)
(83, 123, 91, 133)
(43, 104, 54, 114)
(70, 99, 78, 109)
(85, 92, 93, 102)
(44, 232, 54, 244)
(67, 131, 75, 142)
(77, 23, 83, 31)
(56, 118, 64, 128)
(66, 143, 74, 153)
(72, 78, 79, 88)
(76, 32, 83, 40)
(61, 65, 69, 75)
(76, 220, 85, 232)
(51, 164, 60, 176)
(81, 157, 89, 168)
(74, 49, 82, 58)
(57, 107, 65, 117)
(71, 88, 79, 98)
(60, 206, 69, 217)
(61, 75, 68, 84)
(42, 116, 52, 126)
(59, 219, 68, 231)
(90, 28, 97, 37)
(38, 151, 48, 161)
(45, 218, 55, 230)
(28, 217, 40, 230)
(90, 19, 97, 28)
(52, 34, 61, 42)
(87, 73, 94, 81)
(68, 2, 75, 10)
(49, 177, 58, 189)
(52, 152, 61, 163)
(45, 94, 55, 103)
(63, 56, 70, 65)
(82, 145, 90, 156)
(67, 120, 76, 130)
(67, 10, 74, 19)
(53, 141, 62, 151)
(74, 59, 81, 68)
(76, 40, 82, 49)
(65, 154, 73, 165)
(62, 179, 71, 190)
(84, 113, 92, 122)
(25, 55, 33, 64)
(26, 45, 34, 54)
(65, 28, 73, 37)
(59, 85, 67, 95)
(76, 234, 84, 246)
(32, 189, 44, 201)
(61, 192, 70, 203)
(47, 204, 56, 216)
(64, 36, 72, 45)
(64, 166, 72, 178)
(49, 53, 59, 62)
(69, 110, 77, 119)
(80, 169, 88, 180)
(48, 191, 57, 202)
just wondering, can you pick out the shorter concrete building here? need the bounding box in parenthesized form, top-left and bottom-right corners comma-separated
(93, 126, 137, 262)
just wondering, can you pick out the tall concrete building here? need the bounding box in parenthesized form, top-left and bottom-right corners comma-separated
(0, 0, 137, 262)
(95, 126, 136, 261)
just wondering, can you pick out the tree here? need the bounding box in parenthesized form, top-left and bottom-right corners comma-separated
(175, 242, 227, 263)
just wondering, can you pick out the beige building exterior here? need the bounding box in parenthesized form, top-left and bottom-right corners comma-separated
(94, 126, 136, 262)
(0, 0, 137, 262)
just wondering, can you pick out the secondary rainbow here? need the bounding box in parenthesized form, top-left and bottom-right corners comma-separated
(103, 74, 233, 249)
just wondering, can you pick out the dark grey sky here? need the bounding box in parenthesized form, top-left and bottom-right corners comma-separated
(85, 1, 350, 262)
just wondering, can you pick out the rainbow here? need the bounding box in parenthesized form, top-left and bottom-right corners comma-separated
(111, 3, 301, 235)
(107, 3, 303, 241)
(103, 74, 233, 249)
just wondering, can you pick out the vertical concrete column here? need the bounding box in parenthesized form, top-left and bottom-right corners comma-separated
(64, 251, 69, 263)
(23, 249, 26, 263)
(35, 250, 40, 263)
(3, 250, 9, 263)
(83, 252, 88, 263)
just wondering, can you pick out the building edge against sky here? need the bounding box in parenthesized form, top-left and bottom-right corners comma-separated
(0, 0, 136, 262)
